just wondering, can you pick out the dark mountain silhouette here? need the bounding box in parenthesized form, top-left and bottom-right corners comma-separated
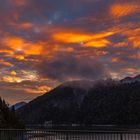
(18, 80, 95, 124)
(121, 74, 140, 83)
(134, 74, 140, 80)
(12, 102, 27, 110)
(18, 77, 140, 125)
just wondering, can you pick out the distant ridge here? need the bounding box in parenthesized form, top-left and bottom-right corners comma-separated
(13, 102, 27, 110)
(121, 74, 140, 83)
(18, 76, 140, 125)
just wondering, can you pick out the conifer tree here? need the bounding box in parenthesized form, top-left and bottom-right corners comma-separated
(0, 97, 24, 128)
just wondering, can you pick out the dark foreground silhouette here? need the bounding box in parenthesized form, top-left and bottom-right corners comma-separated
(0, 97, 24, 128)
(18, 79, 140, 125)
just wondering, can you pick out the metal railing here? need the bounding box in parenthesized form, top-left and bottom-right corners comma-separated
(1, 129, 140, 140)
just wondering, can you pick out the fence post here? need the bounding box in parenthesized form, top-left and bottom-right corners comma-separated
(120, 133, 123, 140)
(66, 132, 69, 140)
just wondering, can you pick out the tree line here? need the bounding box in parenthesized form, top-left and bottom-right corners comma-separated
(0, 97, 24, 128)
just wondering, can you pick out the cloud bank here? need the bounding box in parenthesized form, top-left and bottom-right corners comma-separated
(0, 0, 140, 103)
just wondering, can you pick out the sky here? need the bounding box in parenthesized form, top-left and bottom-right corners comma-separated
(0, 0, 140, 104)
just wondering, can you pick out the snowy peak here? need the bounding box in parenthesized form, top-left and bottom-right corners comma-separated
(121, 74, 140, 83)
(12, 102, 27, 110)
(134, 74, 140, 81)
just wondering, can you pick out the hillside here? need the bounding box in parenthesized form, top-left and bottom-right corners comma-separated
(12, 102, 27, 110)
(18, 81, 93, 124)
(18, 79, 140, 125)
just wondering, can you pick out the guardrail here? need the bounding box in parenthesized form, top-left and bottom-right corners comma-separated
(0, 129, 140, 140)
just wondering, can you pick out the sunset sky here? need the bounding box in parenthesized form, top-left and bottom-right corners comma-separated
(0, 0, 140, 104)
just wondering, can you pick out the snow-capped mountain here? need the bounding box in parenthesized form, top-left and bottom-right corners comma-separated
(121, 74, 140, 83)
(18, 77, 140, 125)
(13, 102, 27, 110)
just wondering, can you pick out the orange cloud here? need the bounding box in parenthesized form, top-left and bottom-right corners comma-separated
(125, 67, 136, 72)
(110, 2, 140, 18)
(15, 85, 52, 94)
(1, 70, 39, 84)
(121, 67, 140, 77)
(96, 51, 109, 55)
(108, 24, 140, 49)
(16, 22, 33, 30)
(111, 57, 120, 63)
(11, 71, 17, 76)
(84, 39, 111, 48)
(11, 0, 27, 6)
(15, 55, 25, 60)
(52, 31, 113, 48)
(66, 47, 74, 53)
(128, 36, 140, 48)
(114, 42, 128, 48)
(0, 49, 14, 55)
(37, 85, 52, 93)
(2, 76, 23, 83)
(2, 36, 44, 55)
(0, 60, 13, 67)
(129, 53, 140, 60)
(121, 27, 140, 48)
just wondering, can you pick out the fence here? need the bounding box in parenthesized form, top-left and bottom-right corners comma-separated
(1, 129, 140, 140)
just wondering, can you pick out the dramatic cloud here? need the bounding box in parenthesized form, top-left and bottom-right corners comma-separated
(37, 54, 108, 81)
(110, 2, 140, 18)
(0, 0, 140, 103)
(52, 31, 113, 48)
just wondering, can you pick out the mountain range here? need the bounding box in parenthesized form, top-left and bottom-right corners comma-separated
(12, 102, 27, 110)
(18, 75, 140, 125)
(120, 74, 140, 83)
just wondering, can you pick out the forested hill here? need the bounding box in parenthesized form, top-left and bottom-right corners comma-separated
(18, 80, 140, 125)
(81, 81, 140, 124)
